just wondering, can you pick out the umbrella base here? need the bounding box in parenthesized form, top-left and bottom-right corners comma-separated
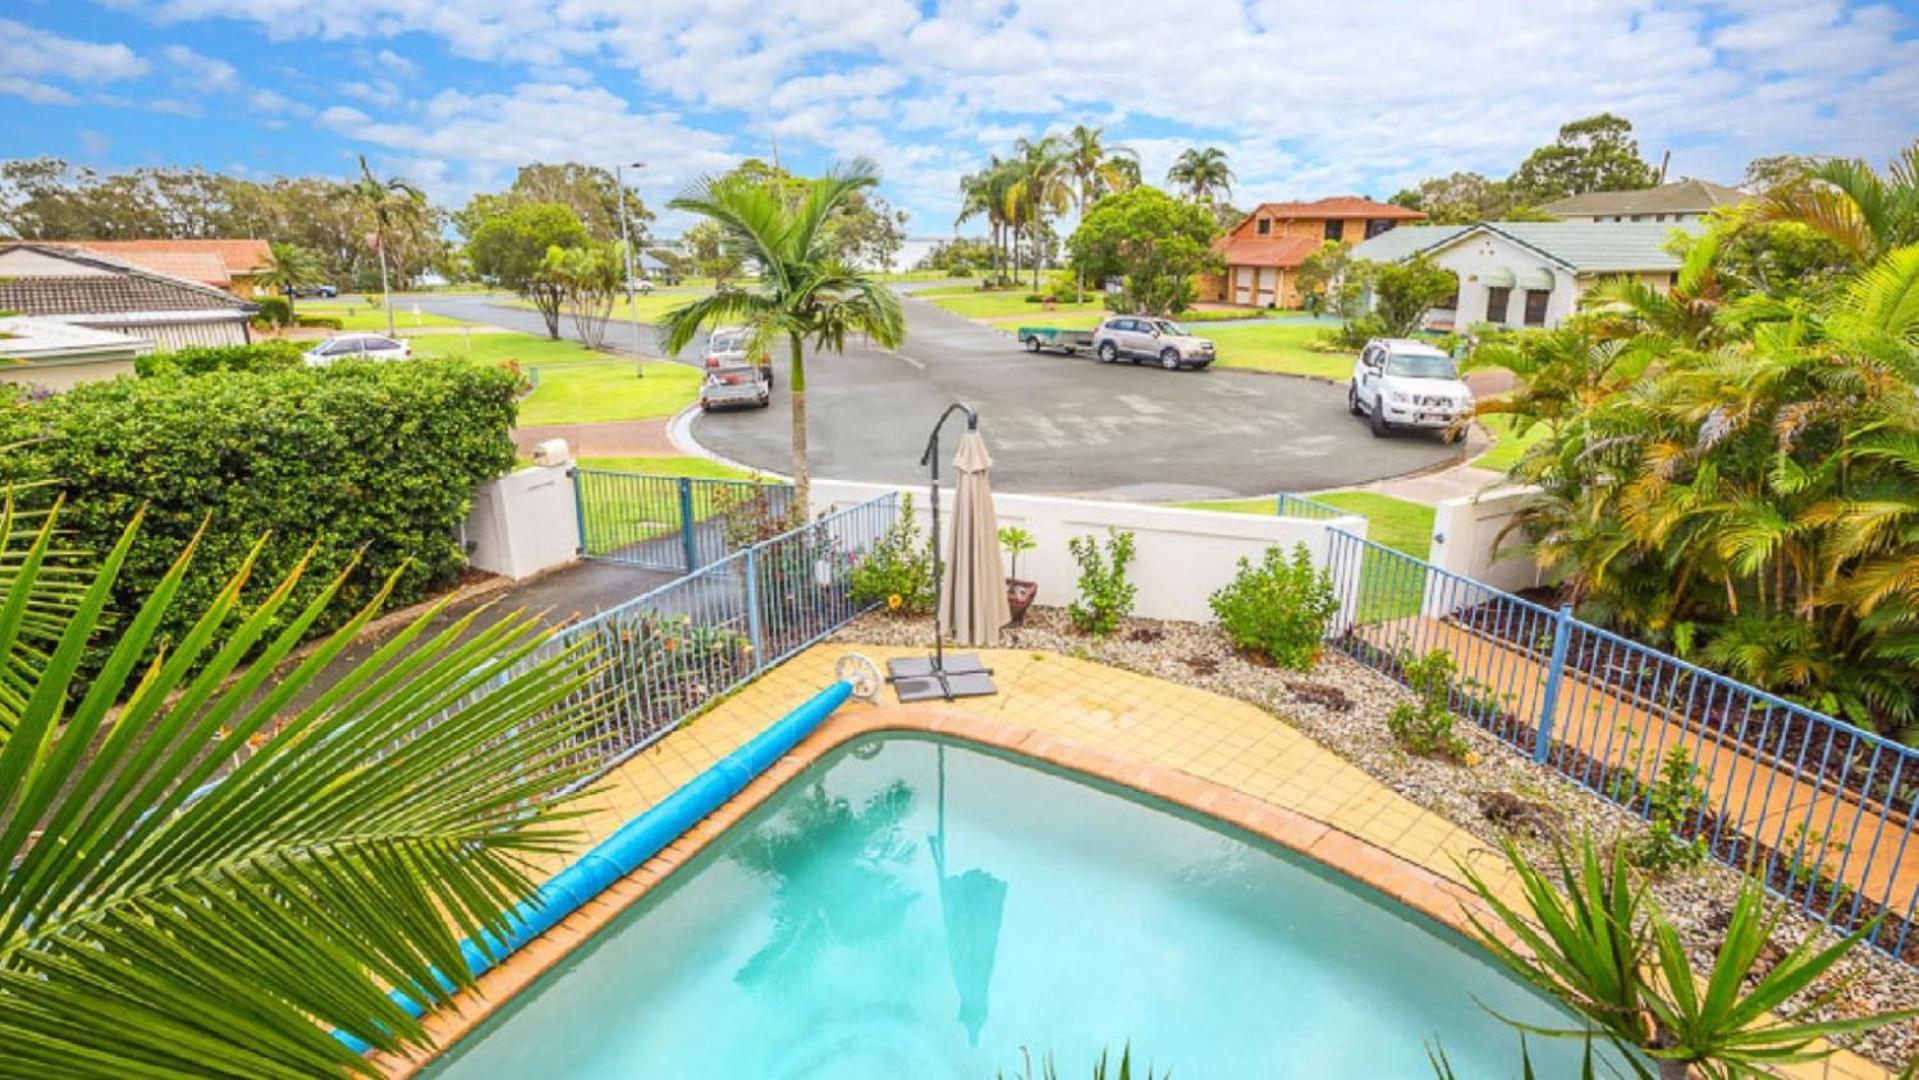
(887, 653, 998, 702)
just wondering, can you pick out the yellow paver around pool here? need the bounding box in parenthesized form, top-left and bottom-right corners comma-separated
(376, 643, 1888, 1080)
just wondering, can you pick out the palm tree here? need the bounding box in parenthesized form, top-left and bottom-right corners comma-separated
(343, 154, 426, 337)
(0, 506, 599, 1075)
(1062, 125, 1139, 302)
(1757, 140, 1919, 262)
(956, 160, 1014, 285)
(1003, 136, 1070, 294)
(1167, 147, 1235, 204)
(659, 160, 906, 509)
(257, 241, 324, 316)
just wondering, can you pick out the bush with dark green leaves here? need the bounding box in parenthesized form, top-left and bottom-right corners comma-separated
(134, 339, 306, 378)
(1208, 542, 1338, 670)
(251, 294, 292, 328)
(0, 358, 518, 674)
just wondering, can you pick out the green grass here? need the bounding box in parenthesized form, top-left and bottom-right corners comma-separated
(410, 331, 700, 425)
(498, 289, 716, 329)
(917, 290, 1107, 321)
(1471, 411, 1548, 473)
(1174, 490, 1435, 623)
(575, 455, 769, 482)
(296, 301, 469, 331)
(1203, 321, 1352, 380)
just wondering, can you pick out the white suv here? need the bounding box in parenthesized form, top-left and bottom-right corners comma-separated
(1348, 338, 1473, 441)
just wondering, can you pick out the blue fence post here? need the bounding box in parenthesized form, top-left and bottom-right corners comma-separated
(744, 546, 764, 673)
(1533, 603, 1574, 763)
(570, 467, 588, 556)
(677, 477, 698, 572)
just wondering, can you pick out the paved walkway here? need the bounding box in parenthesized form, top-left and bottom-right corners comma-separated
(512, 418, 677, 458)
(1360, 616, 1919, 923)
(380, 643, 1883, 1079)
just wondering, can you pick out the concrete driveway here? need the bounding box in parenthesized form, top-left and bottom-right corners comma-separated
(413, 290, 1459, 500)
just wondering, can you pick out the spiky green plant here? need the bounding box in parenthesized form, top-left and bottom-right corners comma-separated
(0, 505, 600, 1076)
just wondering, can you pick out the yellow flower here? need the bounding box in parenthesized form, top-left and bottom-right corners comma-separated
(1463, 751, 1483, 767)
(887, 593, 904, 611)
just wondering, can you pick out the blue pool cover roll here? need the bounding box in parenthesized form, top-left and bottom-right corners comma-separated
(334, 679, 854, 1055)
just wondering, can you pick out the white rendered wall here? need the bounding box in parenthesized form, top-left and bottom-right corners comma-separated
(811, 479, 1367, 623)
(1421, 485, 1546, 616)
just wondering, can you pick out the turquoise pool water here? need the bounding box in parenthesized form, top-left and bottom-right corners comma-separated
(425, 735, 1598, 1078)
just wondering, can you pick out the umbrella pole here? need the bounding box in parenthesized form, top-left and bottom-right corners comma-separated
(886, 402, 996, 702)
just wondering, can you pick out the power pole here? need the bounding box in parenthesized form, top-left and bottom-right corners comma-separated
(615, 161, 647, 378)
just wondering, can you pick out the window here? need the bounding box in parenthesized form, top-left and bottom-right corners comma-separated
(1523, 289, 1550, 326)
(1485, 286, 1511, 324)
(1256, 218, 1271, 236)
(1437, 284, 1460, 310)
(1323, 219, 1345, 242)
(321, 338, 361, 356)
(1364, 219, 1395, 239)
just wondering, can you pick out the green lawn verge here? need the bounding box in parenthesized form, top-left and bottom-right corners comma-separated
(296, 301, 469, 331)
(574, 455, 769, 482)
(1471, 411, 1548, 474)
(918, 290, 1107, 321)
(410, 332, 699, 425)
(1173, 489, 1435, 623)
(1203, 321, 1352, 380)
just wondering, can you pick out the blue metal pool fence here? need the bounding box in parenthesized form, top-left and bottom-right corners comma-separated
(572, 468, 794, 572)
(1319, 527, 1919, 962)
(503, 491, 897, 785)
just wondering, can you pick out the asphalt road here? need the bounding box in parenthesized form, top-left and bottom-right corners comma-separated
(414, 290, 1458, 500)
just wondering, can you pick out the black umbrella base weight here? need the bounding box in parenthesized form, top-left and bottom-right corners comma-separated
(887, 654, 997, 702)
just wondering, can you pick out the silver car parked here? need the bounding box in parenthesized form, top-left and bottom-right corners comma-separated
(1090, 316, 1215, 370)
(302, 333, 410, 366)
(699, 364, 770, 411)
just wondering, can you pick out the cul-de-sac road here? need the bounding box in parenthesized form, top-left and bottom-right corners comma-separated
(416, 288, 1458, 499)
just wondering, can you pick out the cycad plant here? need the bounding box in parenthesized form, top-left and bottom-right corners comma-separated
(0, 505, 599, 1077)
(659, 160, 906, 509)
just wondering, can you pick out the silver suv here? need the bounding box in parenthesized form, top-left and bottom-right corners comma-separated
(1091, 316, 1215, 370)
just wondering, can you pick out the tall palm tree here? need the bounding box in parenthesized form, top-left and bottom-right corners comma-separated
(1167, 147, 1235, 204)
(955, 160, 1013, 285)
(257, 241, 324, 317)
(1003, 136, 1070, 294)
(0, 507, 599, 1076)
(659, 160, 906, 509)
(343, 154, 426, 337)
(1062, 125, 1139, 302)
(1757, 140, 1919, 263)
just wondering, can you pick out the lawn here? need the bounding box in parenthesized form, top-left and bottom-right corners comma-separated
(1174, 489, 1435, 623)
(499, 289, 715, 331)
(1203, 321, 1353, 380)
(1471, 411, 1549, 473)
(916, 289, 1107, 322)
(296, 300, 469, 331)
(411, 331, 700, 425)
(575, 455, 769, 482)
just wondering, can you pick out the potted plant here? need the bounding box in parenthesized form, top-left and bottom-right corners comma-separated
(999, 526, 1038, 625)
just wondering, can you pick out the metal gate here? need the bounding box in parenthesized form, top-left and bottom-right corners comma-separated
(572, 468, 793, 572)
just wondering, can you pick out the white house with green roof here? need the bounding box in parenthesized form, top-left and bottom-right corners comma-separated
(1346, 220, 1703, 331)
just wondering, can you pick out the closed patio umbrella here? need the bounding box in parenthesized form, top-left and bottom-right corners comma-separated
(942, 430, 1012, 647)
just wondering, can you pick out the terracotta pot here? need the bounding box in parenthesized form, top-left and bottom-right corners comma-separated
(1006, 579, 1038, 625)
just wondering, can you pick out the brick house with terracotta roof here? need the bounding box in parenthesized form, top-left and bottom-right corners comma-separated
(77, 239, 275, 298)
(1201, 196, 1425, 308)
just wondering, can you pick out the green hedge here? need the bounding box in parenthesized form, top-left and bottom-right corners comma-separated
(135, 340, 307, 378)
(0, 359, 519, 670)
(252, 295, 292, 328)
(295, 314, 345, 330)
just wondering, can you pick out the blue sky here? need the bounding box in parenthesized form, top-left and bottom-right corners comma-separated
(4, 0, 1916, 236)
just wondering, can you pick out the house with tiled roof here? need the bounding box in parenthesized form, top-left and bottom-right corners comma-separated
(0, 242, 257, 356)
(1202, 196, 1425, 308)
(1539, 178, 1747, 223)
(78, 238, 276, 298)
(0, 317, 150, 391)
(1346, 219, 1703, 330)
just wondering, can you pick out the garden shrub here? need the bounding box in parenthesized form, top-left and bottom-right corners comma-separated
(134, 340, 306, 378)
(1067, 528, 1136, 636)
(0, 358, 519, 676)
(1628, 746, 1708, 876)
(849, 493, 936, 614)
(251, 295, 292, 328)
(1386, 648, 1473, 762)
(294, 314, 345, 330)
(1208, 542, 1337, 670)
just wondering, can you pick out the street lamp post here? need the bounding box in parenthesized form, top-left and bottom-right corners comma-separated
(614, 160, 646, 378)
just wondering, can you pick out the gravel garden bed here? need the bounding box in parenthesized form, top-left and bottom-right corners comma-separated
(832, 606, 1919, 1070)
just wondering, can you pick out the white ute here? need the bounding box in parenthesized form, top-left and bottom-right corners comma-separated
(1347, 338, 1473, 441)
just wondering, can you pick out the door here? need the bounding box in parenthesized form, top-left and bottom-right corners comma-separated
(1233, 267, 1253, 305)
(1121, 319, 1152, 357)
(1256, 268, 1277, 306)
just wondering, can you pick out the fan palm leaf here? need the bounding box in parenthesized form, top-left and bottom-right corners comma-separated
(0, 506, 600, 1077)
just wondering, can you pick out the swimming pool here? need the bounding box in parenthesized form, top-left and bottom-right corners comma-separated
(424, 734, 1597, 1078)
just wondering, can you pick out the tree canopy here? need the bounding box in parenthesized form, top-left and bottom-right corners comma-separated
(1507, 113, 1660, 204)
(1067, 185, 1220, 316)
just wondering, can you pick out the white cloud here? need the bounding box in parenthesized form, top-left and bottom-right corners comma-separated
(77, 129, 112, 156)
(0, 19, 146, 104)
(161, 44, 239, 91)
(90, 0, 1919, 229)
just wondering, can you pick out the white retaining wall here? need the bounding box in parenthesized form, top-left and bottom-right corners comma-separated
(1421, 485, 1545, 616)
(464, 463, 581, 580)
(811, 480, 1367, 623)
